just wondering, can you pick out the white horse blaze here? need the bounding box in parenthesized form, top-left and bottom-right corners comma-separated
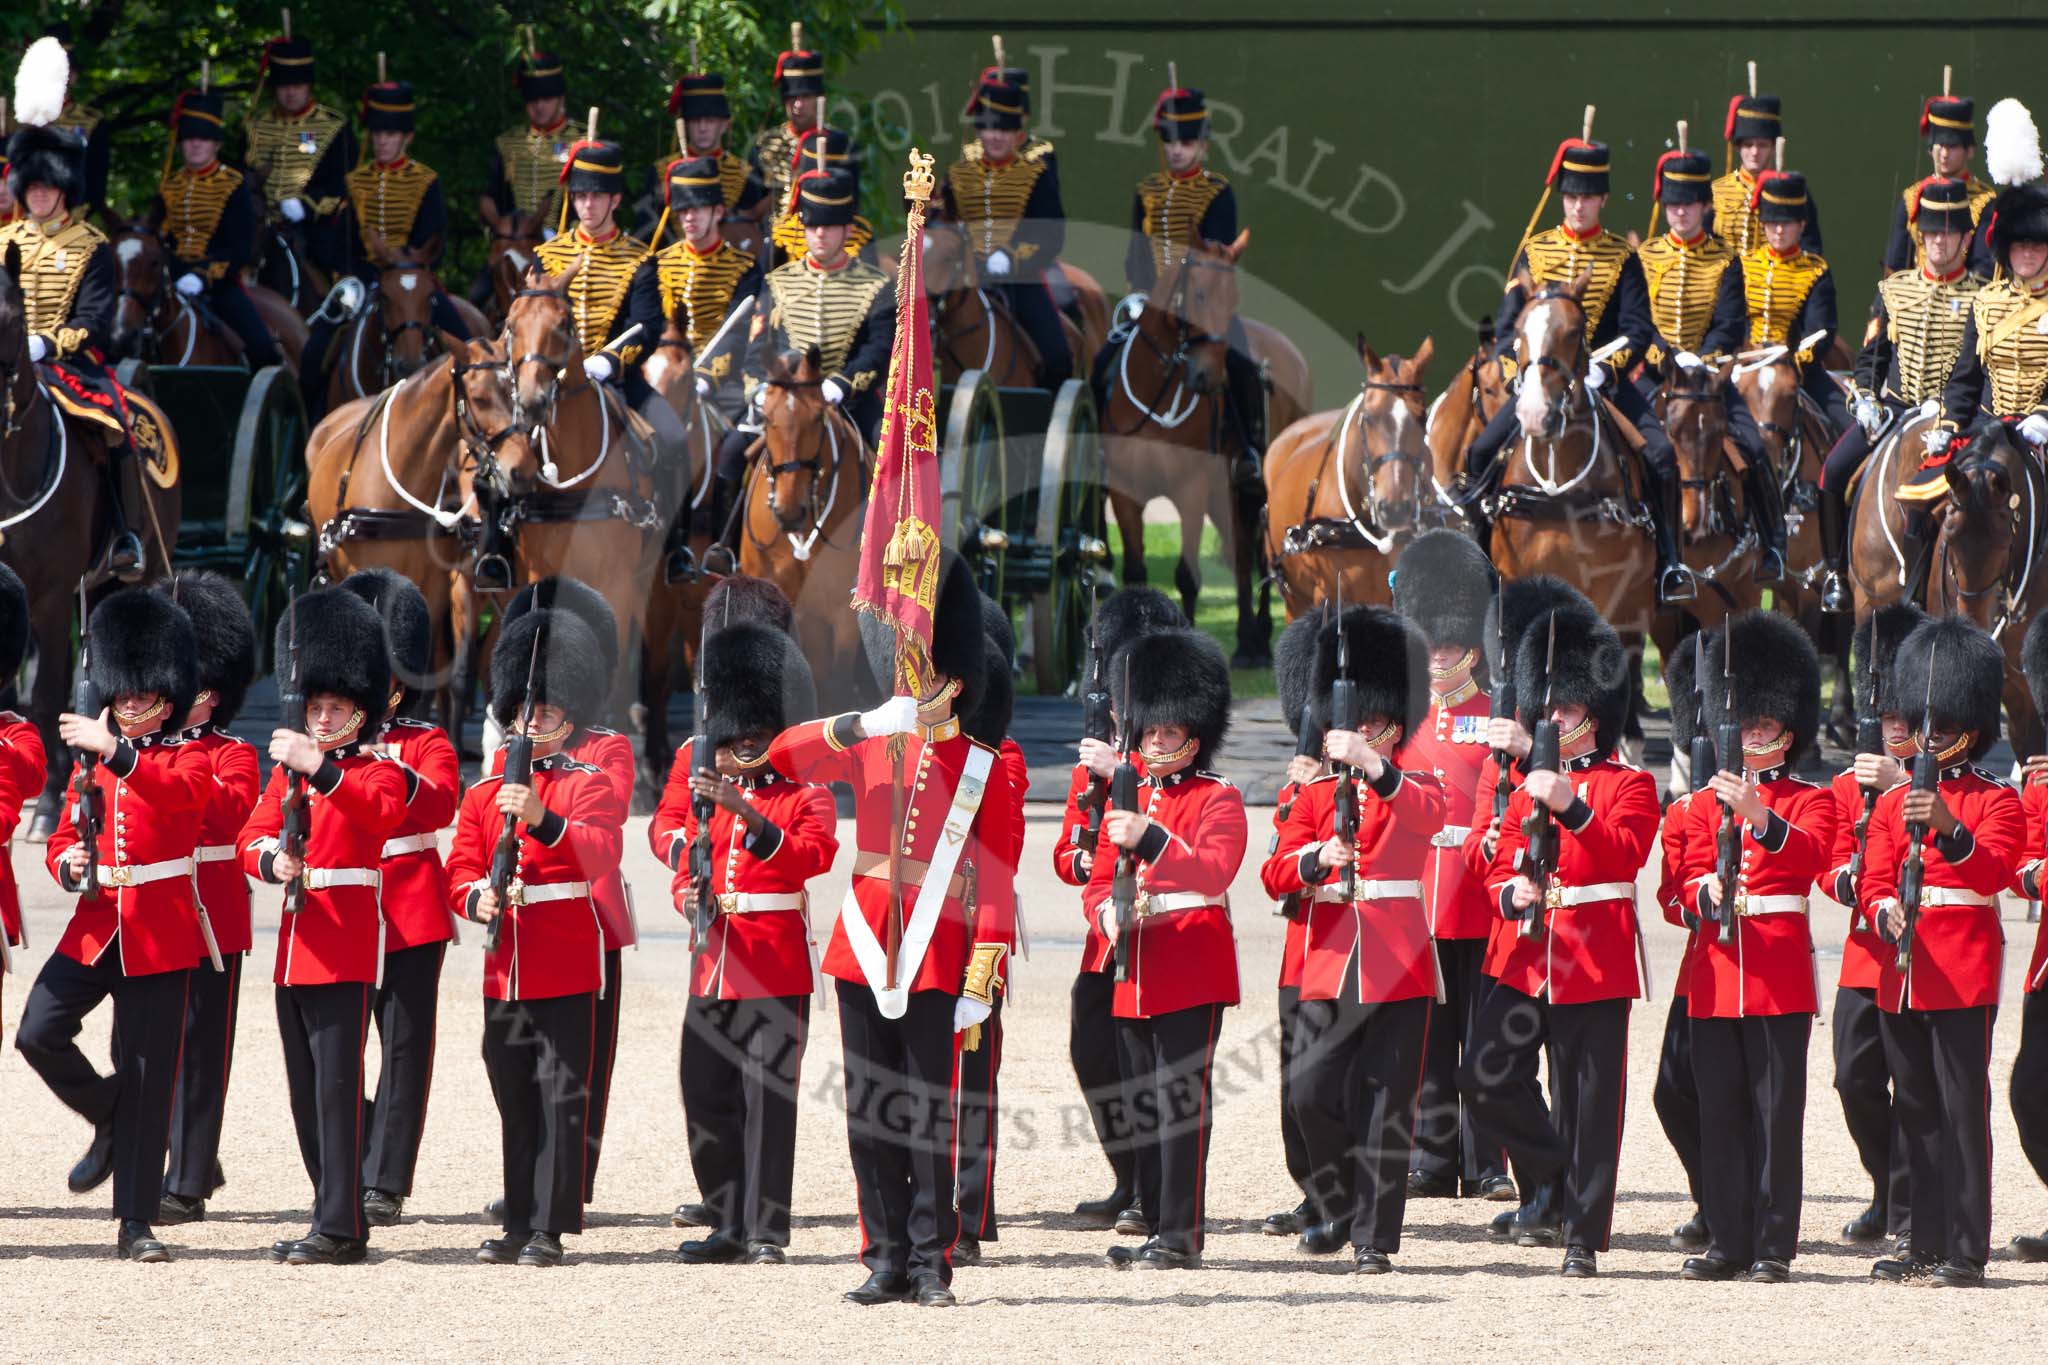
(1514, 302, 1557, 431)
(397, 272, 421, 293)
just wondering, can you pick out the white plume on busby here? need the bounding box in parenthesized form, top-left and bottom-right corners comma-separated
(1987, 97, 2044, 187)
(14, 36, 69, 128)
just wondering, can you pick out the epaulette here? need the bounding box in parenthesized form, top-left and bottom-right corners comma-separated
(1303, 771, 1343, 788)
(1780, 774, 1827, 790)
(1971, 765, 2013, 789)
(558, 758, 604, 775)
(587, 725, 621, 737)
(473, 771, 505, 788)
(1021, 138, 1055, 164)
(390, 717, 438, 731)
(1194, 770, 1236, 788)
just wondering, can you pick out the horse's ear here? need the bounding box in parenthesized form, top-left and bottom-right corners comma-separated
(436, 328, 468, 360)
(555, 254, 585, 290)
(1566, 269, 1593, 301)
(1407, 335, 1436, 382)
(2, 244, 18, 285)
(1358, 335, 1381, 373)
(522, 260, 545, 288)
(803, 345, 823, 380)
(1224, 229, 1250, 263)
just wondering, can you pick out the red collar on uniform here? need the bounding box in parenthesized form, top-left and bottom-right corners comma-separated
(374, 157, 408, 171)
(807, 253, 852, 273)
(532, 117, 567, 137)
(785, 120, 816, 140)
(575, 226, 619, 246)
(1170, 164, 1205, 180)
(1560, 221, 1601, 242)
(185, 160, 221, 178)
(1924, 260, 1969, 284)
(1769, 244, 1801, 261)
(1668, 229, 1708, 248)
(685, 236, 722, 257)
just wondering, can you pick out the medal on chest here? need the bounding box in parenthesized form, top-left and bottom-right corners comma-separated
(298, 132, 317, 155)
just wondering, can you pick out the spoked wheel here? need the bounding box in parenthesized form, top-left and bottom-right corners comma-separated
(939, 368, 1010, 602)
(234, 366, 312, 672)
(1031, 380, 1111, 695)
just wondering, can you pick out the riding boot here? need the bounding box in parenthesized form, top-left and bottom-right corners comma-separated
(104, 451, 145, 582)
(1816, 483, 1852, 614)
(663, 510, 698, 586)
(1649, 463, 1698, 606)
(1225, 350, 1268, 486)
(472, 490, 515, 593)
(1900, 505, 1938, 607)
(1744, 462, 1788, 584)
(701, 472, 743, 577)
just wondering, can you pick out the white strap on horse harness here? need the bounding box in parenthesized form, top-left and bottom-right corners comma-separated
(535, 383, 616, 489)
(378, 374, 474, 530)
(0, 382, 72, 534)
(1309, 879, 1424, 903)
(381, 832, 437, 858)
(1116, 326, 1202, 430)
(839, 743, 995, 1018)
(788, 411, 845, 563)
(1329, 391, 1396, 555)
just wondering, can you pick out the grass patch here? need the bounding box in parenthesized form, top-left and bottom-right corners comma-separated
(1140, 522, 1278, 698)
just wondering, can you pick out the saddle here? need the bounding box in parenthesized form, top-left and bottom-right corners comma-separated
(39, 362, 180, 488)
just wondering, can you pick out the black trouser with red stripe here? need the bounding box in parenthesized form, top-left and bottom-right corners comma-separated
(584, 948, 622, 1202)
(17, 949, 190, 1224)
(1116, 1002, 1226, 1257)
(277, 981, 372, 1241)
(954, 994, 1004, 1240)
(1691, 1012, 1811, 1266)
(1459, 986, 1630, 1252)
(837, 981, 959, 1283)
(1289, 989, 1431, 1254)
(483, 991, 595, 1238)
(166, 950, 243, 1199)
(1071, 965, 1135, 1196)
(1834, 983, 1911, 1236)
(2010, 989, 2048, 1205)
(1652, 991, 1704, 1210)
(1881, 1002, 1994, 1269)
(1276, 984, 1313, 1203)
(362, 940, 445, 1198)
(1413, 938, 1508, 1190)
(680, 991, 809, 1246)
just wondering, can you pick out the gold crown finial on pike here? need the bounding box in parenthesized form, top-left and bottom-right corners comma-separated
(903, 148, 935, 203)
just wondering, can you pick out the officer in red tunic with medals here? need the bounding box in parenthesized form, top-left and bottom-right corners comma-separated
(158, 573, 260, 1227)
(1823, 603, 1924, 1248)
(1676, 612, 1836, 1284)
(0, 567, 43, 1028)
(1262, 606, 1445, 1274)
(1391, 529, 1515, 1205)
(768, 554, 1020, 1308)
(337, 569, 461, 1230)
(650, 618, 835, 1266)
(1862, 617, 2023, 1288)
(2009, 613, 2048, 1264)
(1460, 605, 1660, 1279)
(1054, 585, 1186, 1231)
(1651, 636, 1708, 1254)
(18, 587, 208, 1263)
(1086, 627, 1244, 1272)
(449, 606, 623, 1270)
(240, 588, 409, 1266)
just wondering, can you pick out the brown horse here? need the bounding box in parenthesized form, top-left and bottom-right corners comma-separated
(1929, 421, 2048, 758)
(324, 264, 491, 407)
(921, 208, 1109, 387)
(1425, 327, 1513, 505)
(107, 224, 308, 370)
(736, 348, 873, 701)
(1658, 358, 1763, 631)
(304, 330, 541, 730)
(1263, 336, 1435, 617)
(0, 249, 182, 834)
(478, 202, 546, 330)
(1733, 347, 1834, 623)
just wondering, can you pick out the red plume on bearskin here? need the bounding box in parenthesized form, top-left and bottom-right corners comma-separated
(1544, 138, 1592, 188)
(1724, 93, 1747, 142)
(1652, 148, 1685, 204)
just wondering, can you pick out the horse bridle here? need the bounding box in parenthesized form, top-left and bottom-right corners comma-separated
(1106, 253, 1235, 437)
(505, 285, 585, 427)
(753, 375, 832, 530)
(449, 352, 524, 489)
(373, 274, 445, 386)
(1354, 379, 1429, 526)
(1941, 437, 2045, 638)
(114, 248, 175, 356)
(1515, 285, 1592, 439)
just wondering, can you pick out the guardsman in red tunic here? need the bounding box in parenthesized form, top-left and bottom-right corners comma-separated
(1651, 636, 1709, 1254)
(1860, 616, 2023, 1288)
(158, 574, 260, 1226)
(1676, 613, 1837, 1283)
(953, 601, 1026, 1264)
(240, 589, 409, 1266)
(1263, 607, 1445, 1273)
(450, 605, 623, 1269)
(767, 554, 1020, 1308)
(1459, 605, 1659, 1279)
(18, 586, 205, 1263)
(0, 566, 45, 1025)
(337, 569, 460, 1228)
(1392, 529, 1515, 1205)
(1055, 586, 1184, 1230)
(1085, 628, 1244, 1272)
(2010, 616, 2048, 1264)
(1823, 603, 1924, 1248)
(651, 619, 834, 1265)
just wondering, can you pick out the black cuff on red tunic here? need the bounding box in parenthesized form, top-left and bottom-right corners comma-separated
(105, 741, 137, 780)
(667, 835, 686, 871)
(744, 819, 784, 859)
(1933, 823, 1974, 864)
(259, 850, 282, 884)
(1134, 822, 1171, 864)
(1833, 868, 1856, 907)
(2026, 864, 2042, 901)
(309, 758, 344, 797)
(1299, 844, 1331, 885)
(1560, 797, 1594, 832)
(1366, 764, 1403, 800)
(829, 714, 863, 749)
(1497, 884, 1519, 916)
(1755, 810, 1790, 853)
(534, 808, 567, 847)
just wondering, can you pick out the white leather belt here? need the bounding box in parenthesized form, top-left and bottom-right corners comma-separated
(509, 879, 589, 906)
(381, 832, 436, 858)
(195, 844, 237, 863)
(1311, 879, 1425, 903)
(1735, 893, 1808, 918)
(1547, 881, 1635, 908)
(1921, 887, 1995, 908)
(1135, 890, 1225, 918)
(716, 892, 807, 915)
(1431, 826, 1471, 848)
(95, 857, 194, 888)
(303, 867, 380, 890)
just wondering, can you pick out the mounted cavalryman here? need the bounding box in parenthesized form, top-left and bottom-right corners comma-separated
(239, 31, 355, 271)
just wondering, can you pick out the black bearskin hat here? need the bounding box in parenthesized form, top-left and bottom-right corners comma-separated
(2024, 611, 2048, 722)
(1892, 615, 2004, 760)
(89, 587, 198, 730)
(962, 638, 1014, 749)
(1392, 529, 1494, 653)
(490, 608, 606, 728)
(169, 572, 256, 727)
(1122, 628, 1230, 760)
(1664, 631, 1702, 755)
(338, 568, 431, 693)
(1274, 609, 1322, 744)
(506, 576, 617, 691)
(5, 123, 84, 203)
(860, 551, 986, 718)
(276, 588, 388, 723)
(1990, 184, 2048, 272)
(1512, 606, 1631, 759)
(1851, 601, 1928, 718)
(980, 593, 1015, 667)
(703, 574, 794, 635)
(0, 561, 27, 684)
(560, 139, 626, 196)
(1700, 611, 1823, 770)
(1090, 585, 1187, 650)
(1483, 574, 1598, 690)
(1312, 605, 1430, 740)
(702, 620, 816, 750)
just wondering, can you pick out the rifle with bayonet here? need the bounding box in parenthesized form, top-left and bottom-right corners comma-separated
(689, 611, 717, 963)
(1847, 650, 1884, 895)
(69, 582, 104, 895)
(278, 599, 309, 915)
(1329, 587, 1361, 903)
(1894, 648, 1939, 976)
(1706, 619, 1742, 931)
(1075, 612, 1113, 858)
(485, 619, 543, 952)
(1689, 629, 1715, 799)
(1109, 654, 1140, 983)
(1515, 612, 1561, 940)
(1489, 590, 1516, 823)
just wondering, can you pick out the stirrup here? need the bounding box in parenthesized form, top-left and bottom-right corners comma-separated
(1756, 546, 1787, 583)
(663, 544, 699, 587)
(701, 543, 738, 579)
(1820, 570, 1851, 614)
(473, 553, 514, 593)
(1657, 564, 1698, 606)
(108, 531, 146, 583)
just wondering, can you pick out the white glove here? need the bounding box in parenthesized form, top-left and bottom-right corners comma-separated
(1854, 396, 1883, 436)
(279, 197, 307, 224)
(583, 353, 615, 383)
(2021, 414, 2048, 448)
(858, 695, 918, 738)
(1584, 364, 1607, 392)
(174, 272, 205, 298)
(1922, 427, 1953, 456)
(821, 378, 846, 405)
(1674, 350, 1704, 372)
(27, 335, 48, 363)
(953, 997, 992, 1033)
(693, 374, 714, 398)
(984, 249, 1012, 276)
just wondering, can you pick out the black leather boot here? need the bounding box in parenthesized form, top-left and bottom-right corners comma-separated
(1745, 461, 1788, 583)
(1816, 481, 1851, 612)
(1648, 462, 1698, 605)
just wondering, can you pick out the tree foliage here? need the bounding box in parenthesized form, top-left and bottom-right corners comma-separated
(5, 0, 903, 273)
